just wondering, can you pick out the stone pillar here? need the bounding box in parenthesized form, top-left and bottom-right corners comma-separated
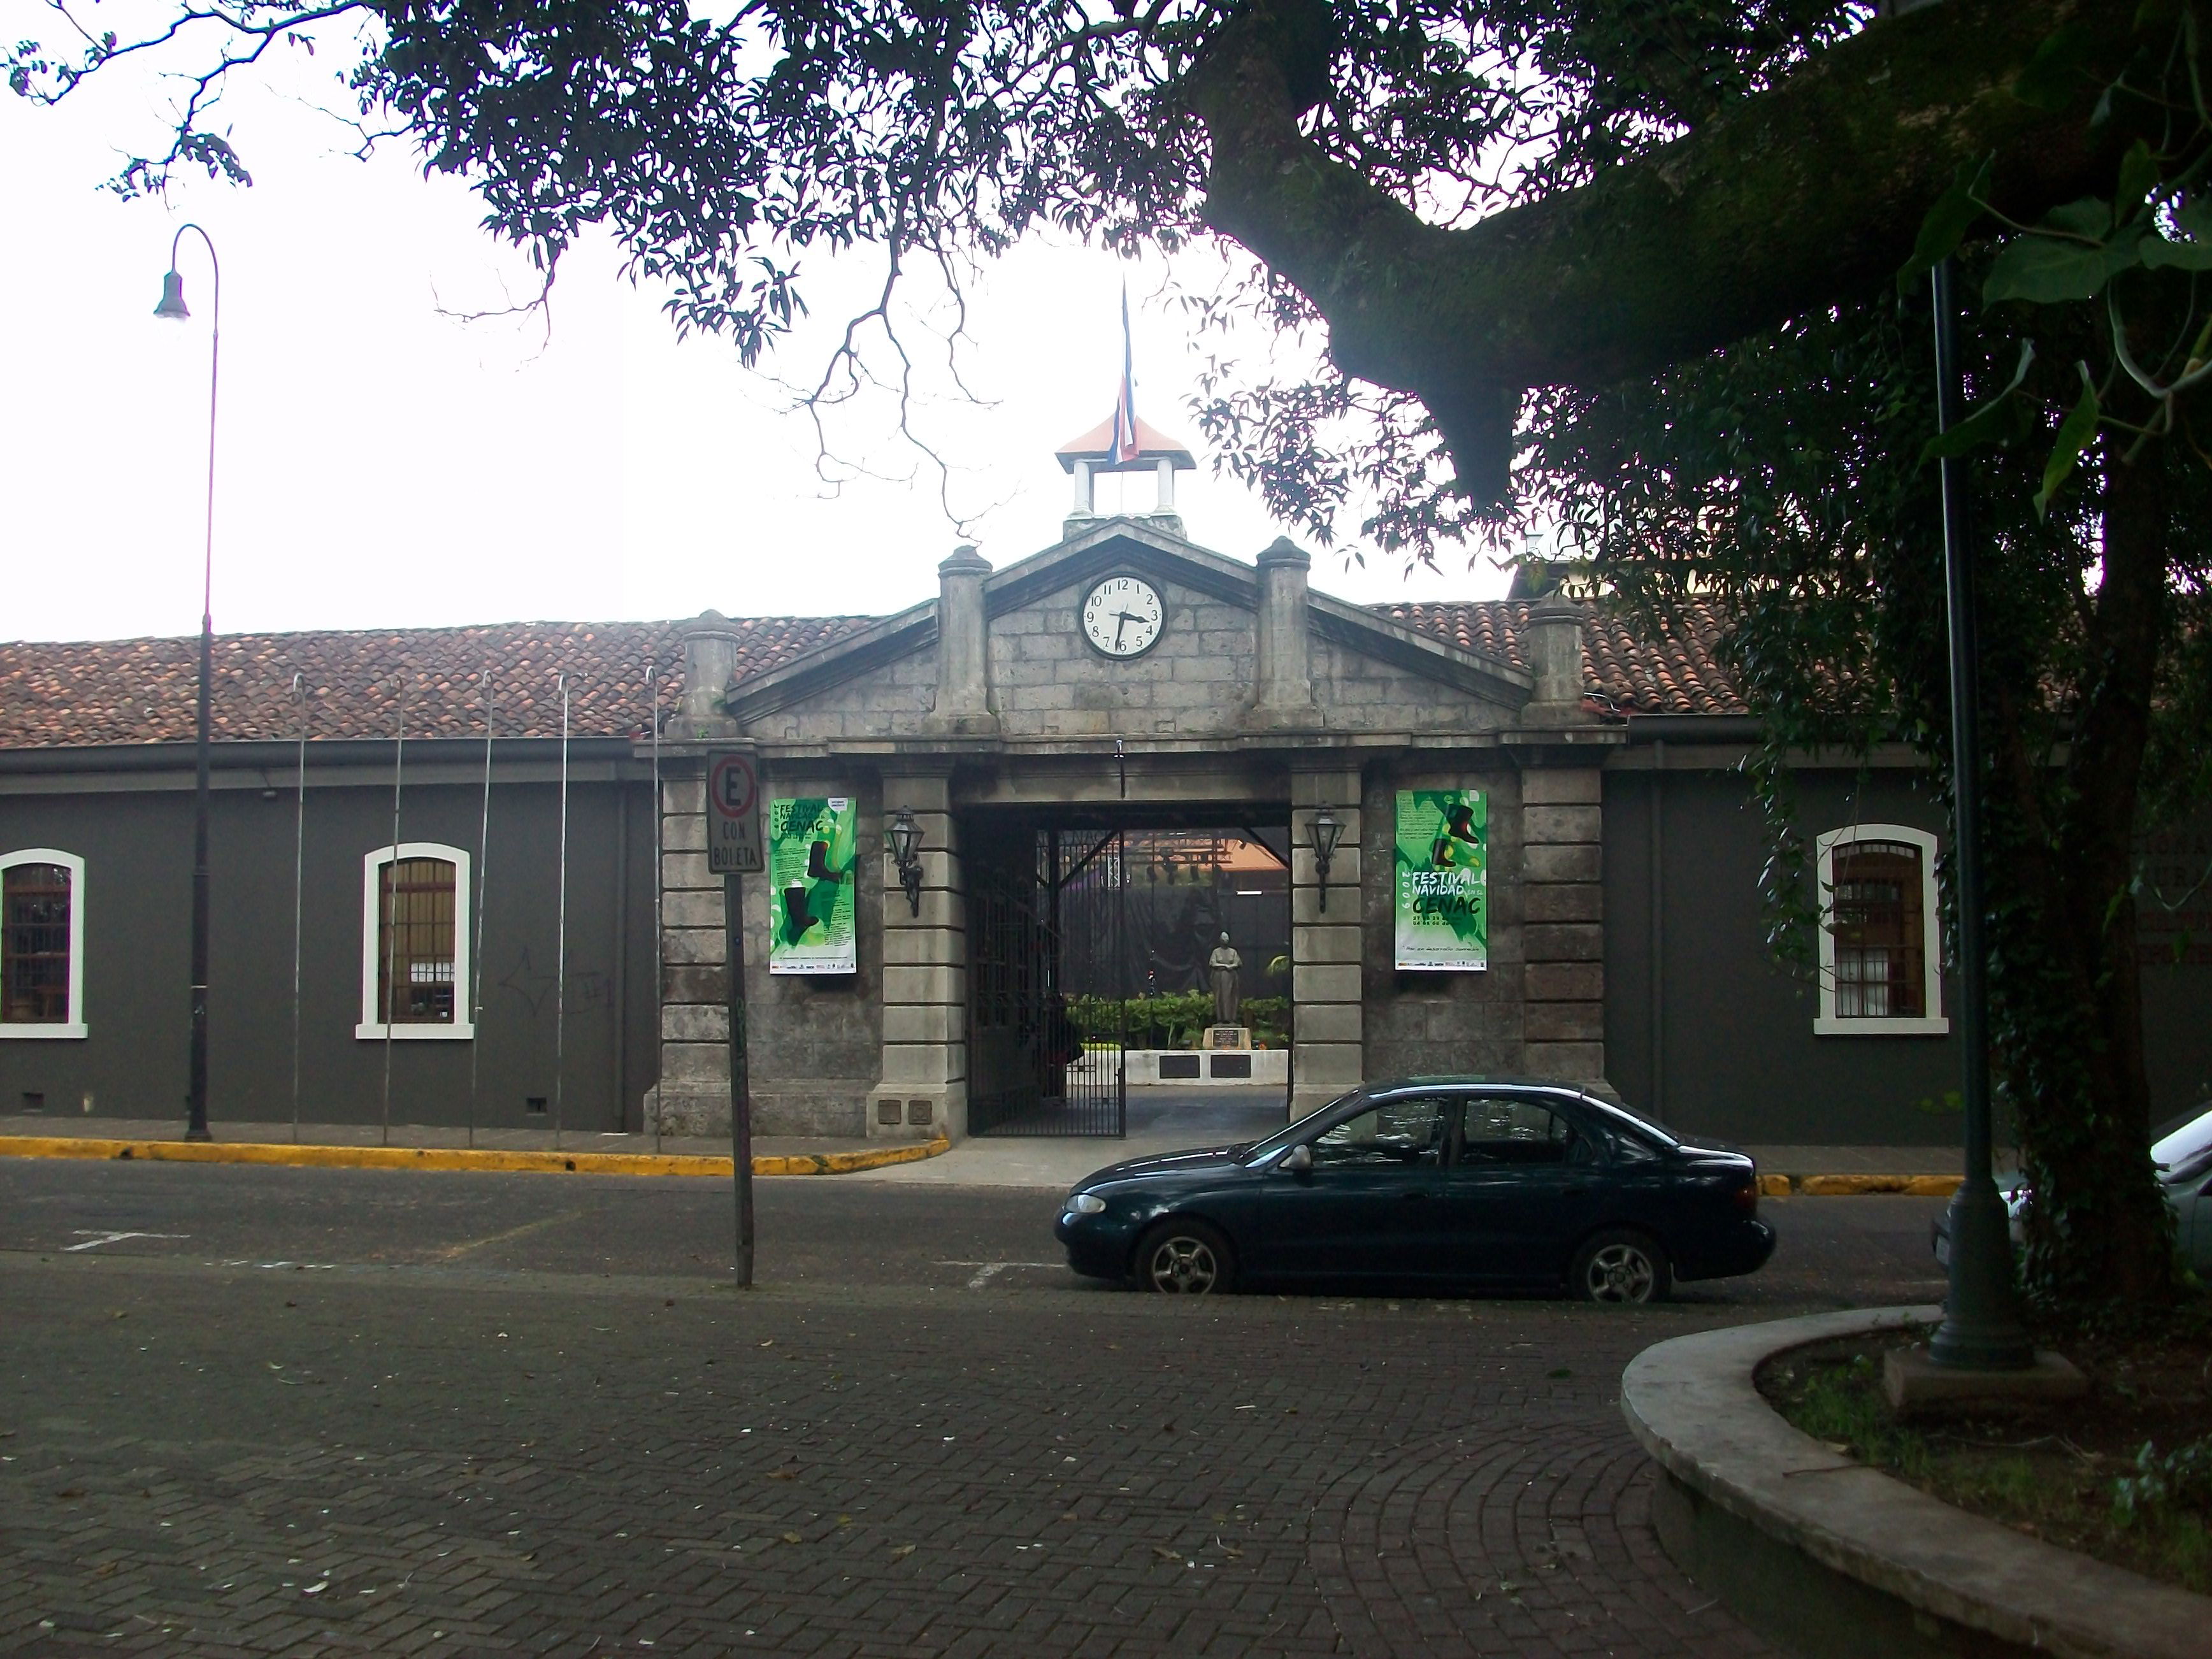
(868, 773, 969, 1140)
(928, 547, 1000, 736)
(649, 765, 731, 1135)
(1247, 538, 1318, 729)
(1520, 599, 1588, 727)
(1520, 767, 1605, 1084)
(677, 611, 743, 739)
(1291, 770, 1363, 1119)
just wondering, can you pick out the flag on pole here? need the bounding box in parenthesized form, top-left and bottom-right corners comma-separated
(1111, 284, 1140, 463)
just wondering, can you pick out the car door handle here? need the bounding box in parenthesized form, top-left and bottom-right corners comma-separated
(1399, 1189, 1430, 1201)
(1562, 1184, 1590, 1196)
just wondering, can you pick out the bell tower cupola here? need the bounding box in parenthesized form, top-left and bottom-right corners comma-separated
(1056, 415, 1197, 540)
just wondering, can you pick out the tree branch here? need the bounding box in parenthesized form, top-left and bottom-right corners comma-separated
(1188, 0, 2144, 502)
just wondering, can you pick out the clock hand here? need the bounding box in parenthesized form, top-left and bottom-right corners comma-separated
(1112, 610, 1136, 649)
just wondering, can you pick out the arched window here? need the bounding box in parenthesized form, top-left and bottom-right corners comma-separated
(357, 843, 475, 1040)
(1814, 824, 1948, 1037)
(1, 849, 86, 1038)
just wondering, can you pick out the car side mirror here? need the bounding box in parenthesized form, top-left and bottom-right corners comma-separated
(1278, 1144, 1312, 1174)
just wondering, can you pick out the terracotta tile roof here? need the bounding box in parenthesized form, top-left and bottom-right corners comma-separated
(0, 618, 877, 748)
(1370, 598, 1747, 715)
(0, 597, 1744, 750)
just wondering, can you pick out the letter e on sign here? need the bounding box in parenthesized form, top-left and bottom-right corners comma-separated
(706, 749, 764, 874)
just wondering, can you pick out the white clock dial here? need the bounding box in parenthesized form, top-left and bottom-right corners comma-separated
(1080, 575, 1165, 659)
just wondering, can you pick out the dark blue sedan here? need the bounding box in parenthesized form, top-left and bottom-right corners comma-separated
(1055, 1078, 1774, 1301)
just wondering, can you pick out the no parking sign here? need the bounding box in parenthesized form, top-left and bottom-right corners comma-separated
(706, 748, 764, 875)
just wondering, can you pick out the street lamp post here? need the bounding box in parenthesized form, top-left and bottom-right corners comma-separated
(154, 224, 220, 1144)
(1925, 259, 2032, 1370)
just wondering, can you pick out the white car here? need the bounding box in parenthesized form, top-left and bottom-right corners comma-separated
(1933, 1102, 2212, 1272)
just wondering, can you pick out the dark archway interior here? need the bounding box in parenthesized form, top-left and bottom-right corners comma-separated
(962, 807, 1292, 1139)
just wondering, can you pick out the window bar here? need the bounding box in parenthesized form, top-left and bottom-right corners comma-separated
(291, 673, 306, 1146)
(468, 668, 494, 1151)
(553, 672, 571, 1153)
(381, 677, 404, 1149)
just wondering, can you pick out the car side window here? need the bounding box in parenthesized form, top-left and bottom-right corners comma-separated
(1311, 1098, 1447, 1169)
(1456, 1096, 1591, 1168)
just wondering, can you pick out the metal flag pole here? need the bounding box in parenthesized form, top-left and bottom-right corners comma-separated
(469, 669, 494, 1151)
(553, 673, 571, 1153)
(380, 679, 404, 1149)
(291, 673, 306, 1145)
(650, 654, 664, 1155)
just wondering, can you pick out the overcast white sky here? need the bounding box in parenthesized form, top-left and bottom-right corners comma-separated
(0, 15, 1511, 644)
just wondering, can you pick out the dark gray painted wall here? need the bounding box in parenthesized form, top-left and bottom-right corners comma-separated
(1604, 763, 1961, 1146)
(1604, 759, 2212, 1145)
(0, 754, 659, 1131)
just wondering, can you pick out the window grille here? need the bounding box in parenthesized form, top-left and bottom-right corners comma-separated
(377, 857, 458, 1024)
(1829, 841, 1923, 1020)
(1, 863, 71, 1024)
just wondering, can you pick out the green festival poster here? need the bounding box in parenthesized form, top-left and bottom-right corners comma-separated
(1394, 790, 1488, 972)
(767, 796, 858, 975)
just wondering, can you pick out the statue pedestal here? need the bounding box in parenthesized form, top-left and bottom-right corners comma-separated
(1205, 1025, 1251, 1051)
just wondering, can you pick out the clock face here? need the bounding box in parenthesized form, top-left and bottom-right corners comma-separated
(1080, 575, 1166, 660)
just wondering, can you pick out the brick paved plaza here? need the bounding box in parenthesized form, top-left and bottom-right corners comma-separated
(0, 1165, 1946, 1656)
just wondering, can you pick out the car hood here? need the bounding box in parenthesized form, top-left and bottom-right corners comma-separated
(1072, 1145, 1251, 1190)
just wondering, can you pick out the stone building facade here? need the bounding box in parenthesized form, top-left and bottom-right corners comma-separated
(645, 512, 1625, 1140)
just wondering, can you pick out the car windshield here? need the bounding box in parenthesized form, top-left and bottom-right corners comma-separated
(2152, 1103, 2212, 1179)
(1240, 1091, 1365, 1163)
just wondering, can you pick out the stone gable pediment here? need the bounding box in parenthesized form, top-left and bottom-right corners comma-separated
(725, 519, 1535, 745)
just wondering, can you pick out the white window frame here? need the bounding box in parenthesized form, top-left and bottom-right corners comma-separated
(1814, 823, 1948, 1037)
(356, 842, 475, 1041)
(0, 849, 87, 1040)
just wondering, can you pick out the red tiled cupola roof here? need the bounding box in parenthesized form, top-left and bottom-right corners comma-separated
(0, 598, 1745, 750)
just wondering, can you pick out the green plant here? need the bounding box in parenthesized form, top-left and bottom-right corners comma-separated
(2114, 1435, 2212, 1526)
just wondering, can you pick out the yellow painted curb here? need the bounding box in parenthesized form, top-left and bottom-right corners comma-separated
(0, 1135, 949, 1179)
(1762, 1172, 1963, 1197)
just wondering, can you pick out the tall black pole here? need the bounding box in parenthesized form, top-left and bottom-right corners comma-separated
(725, 871, 756, 1288)
(174, 224, 221, 1146)
(1926, 259, 2032, 1369)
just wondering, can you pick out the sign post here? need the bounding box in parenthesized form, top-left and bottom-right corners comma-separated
(706, 749, 763, 1288)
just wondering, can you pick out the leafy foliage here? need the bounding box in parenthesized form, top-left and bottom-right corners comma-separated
(2114, 1434, 2212, 1525)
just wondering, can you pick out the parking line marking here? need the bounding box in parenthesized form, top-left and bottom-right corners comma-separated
(937, 1260, 1060, 1289)
(64, 1230, 189, 1253)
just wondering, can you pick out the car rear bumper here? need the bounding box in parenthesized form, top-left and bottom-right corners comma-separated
(1674, 1217, 1776, 1282)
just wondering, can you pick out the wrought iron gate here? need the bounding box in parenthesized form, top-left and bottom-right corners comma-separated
(967, 828, 1128, 1137)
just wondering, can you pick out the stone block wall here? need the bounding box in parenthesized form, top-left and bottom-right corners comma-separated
(649, 763, 883, 1137)
(1361, 764, 1528, 1082)
(1291, 768, 1364, 1117)
(867, 774, 968, 1139)
(1519, 766, 1605, 1082)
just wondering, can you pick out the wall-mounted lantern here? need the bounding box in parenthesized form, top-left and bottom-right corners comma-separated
(887, 808, 924, 917)
(1309, 806, 1343, 911)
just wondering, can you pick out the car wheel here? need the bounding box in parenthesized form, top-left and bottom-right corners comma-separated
(1135, 1219, 1237, 1295)
(1570, 1230, 1671, 1304)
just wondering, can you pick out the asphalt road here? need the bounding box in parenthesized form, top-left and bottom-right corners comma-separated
(0, 1157, 1950, 1307)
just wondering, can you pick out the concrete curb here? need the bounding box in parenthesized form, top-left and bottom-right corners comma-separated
(1759, 1173, 1961, 1196)
(1620, 1306, 2210, 1659)
(0, 1135, 949, 1179)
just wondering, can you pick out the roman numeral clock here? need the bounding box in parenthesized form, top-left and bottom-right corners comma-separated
(1080, 574, 1165, 660)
